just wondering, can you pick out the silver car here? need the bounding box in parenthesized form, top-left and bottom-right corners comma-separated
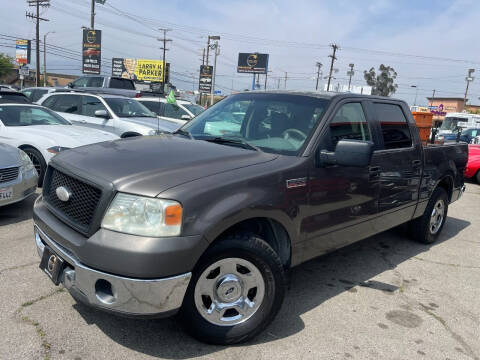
(0, 143, 38, 207)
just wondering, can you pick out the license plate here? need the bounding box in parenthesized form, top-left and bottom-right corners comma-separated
(39, 246, 65, 285)
(0, 187, 13, 201)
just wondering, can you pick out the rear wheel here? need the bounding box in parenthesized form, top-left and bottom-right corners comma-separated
(476, 170, 480, 184)
(22, 147, 46, 187)
(179, 233, 286, 345)
(409, 187, 448, 244)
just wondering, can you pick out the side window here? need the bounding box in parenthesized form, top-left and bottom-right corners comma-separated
(326, 102, 371, 151)
(21, 90, 33, 100)
(82, 96, 107, 117)
(72, 77, 89, 88)
(374, 103, 412, 150)
(50, 95, 81, 114)
(87, 77, 104, 87)
(31, 90, 48, 102)
(109, 78, 135, 90)
(163, 103, 188, 119)
(41, 95, 57, 109)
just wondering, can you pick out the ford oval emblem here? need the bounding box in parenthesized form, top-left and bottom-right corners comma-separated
(56, 186, 72, 202)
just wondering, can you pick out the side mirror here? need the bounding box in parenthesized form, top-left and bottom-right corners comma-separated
(319, 140, 374, 167)
(94, 109, 109, 118)
(181, 114, 192, 121)
(67, 82, 74, 88)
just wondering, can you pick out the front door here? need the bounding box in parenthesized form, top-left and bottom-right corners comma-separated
(80, 95, 115, 134)
(303, 101, 380, 261)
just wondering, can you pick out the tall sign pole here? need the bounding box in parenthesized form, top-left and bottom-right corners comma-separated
(210, 41, 219, 105)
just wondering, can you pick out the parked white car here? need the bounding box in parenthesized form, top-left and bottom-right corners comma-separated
(38, 92, 181, 137)
(0, 143, 38, 207)
(0, 104, 118, 185)
(137, 97, 205, 125)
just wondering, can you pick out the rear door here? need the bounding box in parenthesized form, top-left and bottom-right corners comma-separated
(369, 101, 422, 228)
(46, 94, 83, 123)
(304, 100, 381, 260)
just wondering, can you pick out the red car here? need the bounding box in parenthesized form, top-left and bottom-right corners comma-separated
(465, 145, 480, 183)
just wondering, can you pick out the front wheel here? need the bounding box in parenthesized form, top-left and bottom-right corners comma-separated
(22, 147, 46, 187)
(409, 187, 449, 244)
(179, 233, 286, 345)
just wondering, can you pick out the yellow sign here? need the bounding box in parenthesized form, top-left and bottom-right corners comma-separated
(134, 59, 165, 82)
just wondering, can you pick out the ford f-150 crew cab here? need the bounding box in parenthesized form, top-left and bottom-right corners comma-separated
(33, 91, 468, 345)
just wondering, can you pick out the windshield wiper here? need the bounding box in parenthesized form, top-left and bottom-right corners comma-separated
(173, 128, 193, 139)
(203, 137, 260, 151)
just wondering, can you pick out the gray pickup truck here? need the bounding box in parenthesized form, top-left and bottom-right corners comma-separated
(67, 75, 140, 98)
(33, 91, 467, 345)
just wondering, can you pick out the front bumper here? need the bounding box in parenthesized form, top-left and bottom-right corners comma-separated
(0, 168, 37, 207)
(34, 225, 191, 317)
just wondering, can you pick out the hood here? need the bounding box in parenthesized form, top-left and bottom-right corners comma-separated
(0, 143, 20, 167)
(7, 125, 118, 147)
(119, 117, 181, 133)
(52, 135, 278, 197)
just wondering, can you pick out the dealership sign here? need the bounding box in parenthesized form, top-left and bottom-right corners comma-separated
(112, 58, 168, 83)
(15, 39, 31, 65)
(199, 65, 213, 93)
(237, 53, 269, 74)
(82, 29, 101, 74)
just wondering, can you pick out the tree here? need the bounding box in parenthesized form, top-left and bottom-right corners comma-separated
(0, 53, 14, 78)
(364, 64, 398, 97)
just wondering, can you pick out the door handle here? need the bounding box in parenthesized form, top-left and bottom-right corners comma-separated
(369, 166, 381, 180)
(412, 160, 422, 168)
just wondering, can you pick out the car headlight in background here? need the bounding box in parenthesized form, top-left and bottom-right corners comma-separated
(47, 146, 71, 154)
(101, 193, 183, 237)
(18, 149, 36, 173)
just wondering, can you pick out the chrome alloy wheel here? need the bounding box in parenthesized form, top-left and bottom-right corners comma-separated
(194, 257, 265, 326)
(430, 199, 445, 234)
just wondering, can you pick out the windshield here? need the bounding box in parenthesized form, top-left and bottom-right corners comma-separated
(183, 103, 205, 116)
(0, 105, 70, 126)
(104, 98, 156, 118)
(440, 117, 468, 131)
(182, 93, 330, 155)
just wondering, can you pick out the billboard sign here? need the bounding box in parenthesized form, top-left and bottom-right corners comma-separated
(15, 39, 31, 65)
(237, 53, 269, 74)
(82, 29, 101, 74)
(111, 58, 167, 83)
(199, 65, 213, 93)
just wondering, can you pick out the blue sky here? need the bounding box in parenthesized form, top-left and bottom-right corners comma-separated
(2, 0, 480, 105)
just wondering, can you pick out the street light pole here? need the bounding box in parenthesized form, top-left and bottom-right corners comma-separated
(43, 31, 55, 86)
(315, 62, 322, 91)
(464, 69, 475, 107)
(347, 63, 354, 91)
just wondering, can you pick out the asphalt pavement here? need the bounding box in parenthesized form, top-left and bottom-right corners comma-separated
(0, 185, 479, 360)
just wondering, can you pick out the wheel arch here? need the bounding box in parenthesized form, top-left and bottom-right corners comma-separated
(204, 216, 292, 269)
(120, 132, 142, 138)
(435, 173, 454, 202)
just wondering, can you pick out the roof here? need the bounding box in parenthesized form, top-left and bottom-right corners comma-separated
(239, 90, 400, 102)
(427, 97, 466, 101)
(138, 97, 193, 104)
(47, 91, 127, 99)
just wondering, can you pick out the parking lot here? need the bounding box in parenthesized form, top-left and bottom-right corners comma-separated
(0, 183, 477, 360)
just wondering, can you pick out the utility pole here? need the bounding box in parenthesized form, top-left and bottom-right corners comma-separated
(264, 71, 270, 91)
(158, 28, 172, 91)
(210, 41, 219, 105)
(26, 0, 50, 87)
(202, 48, 205, 65)
(284, 72, 287, 89)
(464, 69, 475, 107)
(315, 62, 322, 91)
(43, 31, 55, 86)
(411, 85, 418, 106)
(326, 44, 339, 92)
(430, 89, 436, 107)
(347, 63, 354, 91)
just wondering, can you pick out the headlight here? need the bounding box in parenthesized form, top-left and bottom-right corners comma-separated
(101, 193, 182, 237)
(47, 146, 70, 154)
(19, 150, 35, 173)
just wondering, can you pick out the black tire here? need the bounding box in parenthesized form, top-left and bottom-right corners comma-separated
(409, 187, 449, 244)
(476, 170, 480, 184)
(179, 233, 286, 345)
(22, 147, 46, 187)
